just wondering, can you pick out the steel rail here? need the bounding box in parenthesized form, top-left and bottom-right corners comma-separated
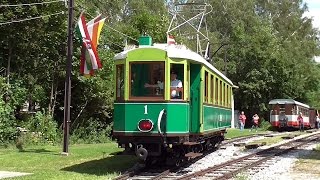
(114, 133, 273, 180)
(177, 132, 320, 180)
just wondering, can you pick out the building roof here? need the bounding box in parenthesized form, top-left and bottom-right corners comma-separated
(114, 44, 233, 85)
(268, 99, 310, 108)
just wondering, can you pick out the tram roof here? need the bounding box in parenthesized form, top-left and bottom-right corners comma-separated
(114, 44, 233, 85)
(268, 99, 310, 108)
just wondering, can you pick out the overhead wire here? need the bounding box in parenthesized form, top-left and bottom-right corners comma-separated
(1, 1, 138, 45)
(105, 25, 138, 43)
(0, 0, 64, 7)
(79, 8, 138, 43)
(104, 39, 125, 49)
(0, 11, 65, 26)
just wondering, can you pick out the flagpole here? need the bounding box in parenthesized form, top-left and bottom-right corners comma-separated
(62, 0, 74, 155)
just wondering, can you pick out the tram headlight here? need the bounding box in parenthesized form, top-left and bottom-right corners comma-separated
(138, 119, 153, 132)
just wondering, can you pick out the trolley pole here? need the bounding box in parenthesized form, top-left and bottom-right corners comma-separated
(62, 0, 74, 155)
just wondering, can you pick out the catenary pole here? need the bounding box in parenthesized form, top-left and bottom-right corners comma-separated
(62, 0, 73, 155)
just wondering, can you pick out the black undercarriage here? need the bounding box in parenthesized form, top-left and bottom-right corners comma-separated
(115, 130, 226, 166)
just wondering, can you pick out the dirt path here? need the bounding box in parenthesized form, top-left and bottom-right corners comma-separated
(0, 171, 32, 179)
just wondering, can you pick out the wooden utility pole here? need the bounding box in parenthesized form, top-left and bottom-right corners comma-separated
(62, 0, 74, 155)
(7, 45, 11, 86)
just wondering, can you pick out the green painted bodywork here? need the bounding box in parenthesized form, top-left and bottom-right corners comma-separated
(190, 64, 202, 133)
(113, 47, 233, 136)
(113, 103, 189, 134)
(127, 48, 166, 61)
(203, 105, 231, 131)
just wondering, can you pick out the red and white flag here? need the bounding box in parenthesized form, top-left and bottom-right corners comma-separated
(167, 35, 176, 45)
(76, 12, 105, 76)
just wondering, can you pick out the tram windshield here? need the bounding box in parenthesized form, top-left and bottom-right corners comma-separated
(130, 62, 165, 99)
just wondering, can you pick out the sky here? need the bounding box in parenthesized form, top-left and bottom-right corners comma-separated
(303, 0, 320, 30)
(303, 0, 320, 62)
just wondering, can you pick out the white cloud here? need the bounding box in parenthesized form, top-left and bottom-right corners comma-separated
(304, 0, 320, 6)
(303, 1, 320, 63)
(303, 0, 320, 30)
(304, 10, 320, 30)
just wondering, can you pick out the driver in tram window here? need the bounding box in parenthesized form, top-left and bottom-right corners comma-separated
(144, 75, 164, 95)
(170, 70, 183, 99)
(170, 71, 182, 88)
(144, 76, 164, 88)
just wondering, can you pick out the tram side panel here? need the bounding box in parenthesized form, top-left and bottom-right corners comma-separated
(200, 66, 231, 135)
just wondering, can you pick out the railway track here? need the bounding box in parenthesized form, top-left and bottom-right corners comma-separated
(176, 132, 320, 180)
(114, 132, 280, 180)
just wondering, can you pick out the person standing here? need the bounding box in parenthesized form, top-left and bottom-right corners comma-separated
(170, 71, 183, 88)
(250, 114, 259, 132)
(239, 111, 246, 131)
(297, 112, 304, 132)
(315, 114, 320, 129)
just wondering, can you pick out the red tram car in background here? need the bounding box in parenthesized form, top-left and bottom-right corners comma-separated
(269, 99, 317, 130)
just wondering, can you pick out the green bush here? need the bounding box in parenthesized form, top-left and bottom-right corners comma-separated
(0, 99, 17, 146)
(259, 118, 274, 131)
(0, 77, 29, 147)
(70, 118, 112, 144)
(21, 111, 59, 145)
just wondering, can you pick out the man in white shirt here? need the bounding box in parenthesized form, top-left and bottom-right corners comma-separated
(144, 71, 183, 88)
(170, 71, 183, 99)
(170, 71, 182, 88)
(144, 71, 183, 97)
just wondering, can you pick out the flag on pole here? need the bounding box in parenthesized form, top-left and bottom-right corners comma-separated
(86, 14, 105, 49)
(167, 35, 176, 45)
(76, 12, 106, 76)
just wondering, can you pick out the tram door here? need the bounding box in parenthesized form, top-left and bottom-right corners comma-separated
(190, 64, 201, 133)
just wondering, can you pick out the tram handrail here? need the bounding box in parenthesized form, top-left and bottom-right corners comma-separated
(157, 109, 165, 135)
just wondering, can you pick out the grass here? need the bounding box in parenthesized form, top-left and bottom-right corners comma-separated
(0, 142, 137, 180)
(234, 172, 249, 180)
(249, 135, 283, 146)
(225, 128, 269, 139)
(0, 129, 309, 180)
(292, 145, 320, 178)
(248, 131, 307, 146)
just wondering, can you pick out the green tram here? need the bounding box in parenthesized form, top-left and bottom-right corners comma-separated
(113, 36, 235, 165)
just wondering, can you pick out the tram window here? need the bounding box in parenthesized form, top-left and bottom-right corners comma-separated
(211, 75, 214, 104)
(116, 64, 124, 100)
(279, 105, 285, 113)
(223, 83, 226, 106)
(215, 78, 218, 104)
(226, 85, 229, 107)
(170, 64, 184, 100)
(291, 107, 296, 115)
(228, 86, 231, 107)
(204, 71, 208, 102)
(219, 80, 222, 106)
(230, 86, 232, 107)
(301, 108, 308, 116)
(130, 62, 165, 99)
(229, 86, 232, 107)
